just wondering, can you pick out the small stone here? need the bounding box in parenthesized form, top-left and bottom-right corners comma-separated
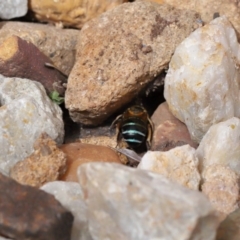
(0, 35, 66, 96)
(151, 102, 198, 151)
(29, 0, 127, 29)
(0, 21, 78, 76)
(65, 1, 201, 125)
(41, 181, 92, 240)
(60, 142, 123, 182)
(0, 75, 64, 174)
(138, 145, 200, 190)
(0, 0, 27, 19)
(196, 117, 240, 175)
(78, 162, 220, 240)
(164, 16, 240, 143)
(10, 133, 67, 187)
(201, 165, 239, 218)
(0, 173, 73, 240)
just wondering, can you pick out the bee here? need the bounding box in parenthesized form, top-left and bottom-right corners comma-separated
(111, 105, 154, 150)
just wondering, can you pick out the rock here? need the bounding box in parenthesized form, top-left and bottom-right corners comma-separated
(0, 35, 66, 96)
(138, 145, 200, 190)
(0, 0, 27, 19)
(164, 16, 240, 143)
(0, 173, 73, 240)
(10, 133, 67, 187)
(196, 117, 240, 175)
(151, 102, 198, 151)
(201, 165, 239, 218)
(65, 1, 201, 125)
(0, 75, 64, 174)
(78, 162, 220, 240)
(29, 0, 127, 29)
(216, 208, 240, 240)
(41, 181, 92, 240)
(0, 21, 78, 76)
(152, 0, 240, 40)
(60, 142, 123, 182)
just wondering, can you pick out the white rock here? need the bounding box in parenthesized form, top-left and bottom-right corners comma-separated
(0, 0, 27, 19)
(0, 76, 64, 174)
(164, 16, 240, 143)
(138, 145, 200, 190)
(78, 162, 220, 240)
(196, 117, 240, 175)
(41, 181, 92, 240)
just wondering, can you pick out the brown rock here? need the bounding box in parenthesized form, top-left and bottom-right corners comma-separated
(151, 102, 198, 151)
(60, 142, 123, 182)
(151, 0, 240, 40)
(65, 1, 201, 125)
(201, 165, 240, 219)
(0, 173, 73, 240)
(10, 133, 67, 188)
(0, 21, 78, 75)
(29, 0, 127, 29)
(0, 35, 66, 96)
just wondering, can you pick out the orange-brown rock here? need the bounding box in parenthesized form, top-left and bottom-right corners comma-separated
(29, 0, 127, 29)
(151, 102, 198, 151)
(10, 133, 67, 188)
(0, 35, 66, 96)
(60, 142, 123, 182)
(151, 0, 240, 40)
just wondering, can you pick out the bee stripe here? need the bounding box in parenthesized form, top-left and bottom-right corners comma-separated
(122, 130, 146, 137)
(122, 122, 146, 130)
(123, 138, 142, 144)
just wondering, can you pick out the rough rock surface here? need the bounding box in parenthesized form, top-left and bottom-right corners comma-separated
(65, 0, 201, 125)
(196, 117, 240, 175)
(0, 76, 64, 174)
(0, 173, 73, 240)
(78, 162, 220, 240)
(138, 145, 200, 190)
(0, 0, 27, 19)
(201, 165, 239, 218)
(41, 181, 92, 240)
(10, 133, 67, 187)
(151, 102, 198, 151)
(216, 208, 240, 240)
(60, 142, 123, 182)
(0, 21, 78, 75)
(164, 16, 240, 143)
(29, 0, 127, 29)
(0, 35, 66, 96)
(152, 0, 240, 40)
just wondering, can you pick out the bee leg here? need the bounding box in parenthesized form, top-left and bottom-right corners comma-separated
(109, 115, 123, 148)
(109, 114, 122, 129)
(146, 117, 154, 150)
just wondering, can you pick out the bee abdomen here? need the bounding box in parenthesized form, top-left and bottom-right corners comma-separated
(121, 119, 147, 148)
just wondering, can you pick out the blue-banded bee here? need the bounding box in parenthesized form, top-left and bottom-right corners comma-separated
(111, 105, 154, 150)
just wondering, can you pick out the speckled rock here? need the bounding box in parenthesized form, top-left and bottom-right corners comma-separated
(60, 142, 123, 182)
(201, 165, 239, 219)
(151, 102, 198, 151)
(65, 0, 201, 125)
(0, 76, 64, 174)
(138, 145, 200, 190)
(10, 133, 67, 187)
(78, 162, 220, 240)
(0, 21, 78, 75)
(196, 117, 240, 175)
(0, 0, 27, 19)
(41, 181, 92, 240)
(164, 16, 240, 143)
(0, 173, 73, 240)
(152, 0, 240, 40)
(29, 0, 127, 29)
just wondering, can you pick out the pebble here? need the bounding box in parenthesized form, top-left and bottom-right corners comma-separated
(0, 0, 27, 19)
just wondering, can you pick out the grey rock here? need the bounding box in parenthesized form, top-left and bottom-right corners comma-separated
(65, 0, 202, 125)
(0, 75, 64, 174)
(78, 162, 220, 240)
(41, 181, 92, 240)
(0, 0, 27, 19)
